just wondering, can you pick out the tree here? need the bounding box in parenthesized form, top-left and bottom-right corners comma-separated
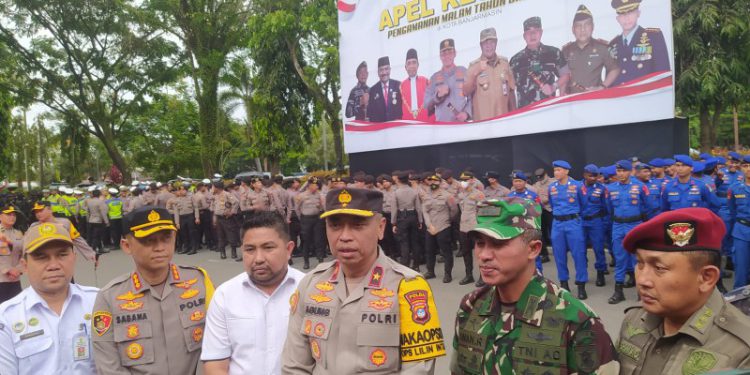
(0, 0, 181, 182)
(149, 0, 251, 175)
(673, 0, 750, 151)
(248, 0, 343, 171)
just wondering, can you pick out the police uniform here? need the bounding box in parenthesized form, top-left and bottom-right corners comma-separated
(0, 222, 99, 374)
(661, 156, 720, 212)
(563, 6, 619, 93)
(717, 153, 744, 261)
(450, 198, 619, 374)
(85, 196, 110, 254)
(510, 17, 569, 108)
(173, 193, 200, 254)
(422, 176, 457, 281)
(464, 28, 515, 121)
(211, 182, 240, 260)
(392, 178, 424, 268)
(580, 166, 610, 285)
(295, 179, 326, 267)
(28, 203, 97, 262)
(0, 206, 23, 303)
(424, 39, 472, 122)
(617, 208, 750, 373)
(192, 185, 215, 250)
(281, 188, 445, 374)
(457, 176, 484, 283)
(728, 173, 750, 289)
(92, 207, 215, 375)
(106, 193, 125, 248)
(609, 0, 671, 86)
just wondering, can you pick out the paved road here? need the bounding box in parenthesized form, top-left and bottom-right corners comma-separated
(31, 246, 733, 373)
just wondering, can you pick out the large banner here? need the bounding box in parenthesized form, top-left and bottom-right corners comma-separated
(338, 0, 674, 153)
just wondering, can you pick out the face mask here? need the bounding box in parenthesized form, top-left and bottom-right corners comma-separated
(430, 183, 439, 190)
(460, 181, 469, 189)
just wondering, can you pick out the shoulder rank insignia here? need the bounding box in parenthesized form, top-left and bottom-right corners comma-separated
(174, 278, 198, 289)
(309, 293, 333, 304)
(180, 289, 200, 299)
(625, 323, 648, 338)
(368, 266, 384, 288)
(119, 301, 144, 311)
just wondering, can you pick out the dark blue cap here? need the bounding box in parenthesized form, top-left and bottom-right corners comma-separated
(743, 155, 750, 164)
(552, 160, 571, 170)
(635, 162, 651, 170)
(663, 158, 675, 166)
(648, 158, 664, 168)
(705, 158, 718, 170)
(510, 170, 528, 180)
(716, 156, 727, 164)
(616, 160, 632, 170)
(602, 165, 616, 178)
(692, 162, 705, 173)
(699, 153, 711, 161)
(729, 151, 742, 161)
(583, 164, 599, 174)
(674, 155, 694, 167)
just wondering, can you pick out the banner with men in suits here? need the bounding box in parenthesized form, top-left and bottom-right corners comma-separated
(339, 0, 674, 153)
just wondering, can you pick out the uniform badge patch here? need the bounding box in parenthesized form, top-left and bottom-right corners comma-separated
(192, 327, 203, 342)
(126, 342, 143, 359)
(131, 273, 142, 290)
(368, 299, 394, 310)
(289, 290, 300, 314)
(12, 321, 25, 333)
(666, 222, 695, 247)
(304, 319, 313, 335)
(180, 289, 199, 299)
(190, 310, 205, 321)
(126, 324, 140, 339)
(309, 293, 332, 304)
(310, 339, 321, 360)
(174, 278, 197, 289)
(314, 323, 325, 337)
(170, 264, 181, 281)
(368, 266, 384, 288)
(370, 348, 387, 367)
(404, 290, 430, 325)
(84, 313, 91, 321)
(338, 190, 352, 207)
(93, 311, 112, 336)
(28, 317, 39, 327)
(682, 349, 717, 375)
(116, 291, 145, 301)
(315, 281, 334, 292)
(119, 301, 144, 311)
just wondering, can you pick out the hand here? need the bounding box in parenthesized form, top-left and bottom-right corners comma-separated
(541, 84, 555, 96)
(6, 268, 21, 281)
(428, 225, 437, 235)
(176, 224, 181, 230)
(456, 112, 469, 122)
(195, 219, 200, 225)
(587, 85, 605, 91)
(436, 84, 450, 98)
(479, 60, 488, 72)
(361, 93, 369, 105)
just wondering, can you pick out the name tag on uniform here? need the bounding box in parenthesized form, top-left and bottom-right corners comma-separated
(736, 195, 746, 198)
(73, 326, 90, 361)
(19, 329, 44, 340)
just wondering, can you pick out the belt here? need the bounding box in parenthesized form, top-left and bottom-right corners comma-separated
(613, 215, 644, 224)
(301, 214, 321, 219)
(399, 209, 416, 212)
(553, 214, 579, 221)
(583, 212, 606, 220)
(738, 218, 750, 226)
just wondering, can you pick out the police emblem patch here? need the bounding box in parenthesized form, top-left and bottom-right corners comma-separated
(370, 348, 387, 367)
(338, 190, 352, 208)
(192, 327, 203, 342)
(126, 324, 140, 339)
(310, 339, 321, 359)
(93, 311, 112, 336)
(126, 342, 143, 359)
(289, 289, 300, 314)
(404, 290, 430, 325)
(682, 349, 717, 375)
(190, 310, 205, 321)
(147, 210, 160, 222)
(666, 222, 695, 247)
(314, 323, 325, 337)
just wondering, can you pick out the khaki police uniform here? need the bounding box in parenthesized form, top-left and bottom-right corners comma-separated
(464, 55, 516, 121)
(92, 264, 214, 375)
(0, 224, 23, 303)
(281, 251, 444, 374)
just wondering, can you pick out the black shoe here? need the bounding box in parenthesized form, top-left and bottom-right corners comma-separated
(596, 271, 606, 287)
(475, 278, 486, 287)
(317, 257, 325, 263)
(608, 284, 626, 304)
(437, 255, 444, 263)
(424, 271, 436, 280)
(624, 272, 636, 288)
(186, 249, 197, 255)
(303, 259, 310, 270)
(603, 269, 610, 275)
(726, 257, 735, 271)
(577, 283, 588, 300)
(541, 255, 550, 264)
(560, 281, 570, 291)
(176, 248, 186, 254)
(455, 251, 464, 258)
(220, 251, 227, 260)
(442, 275, 452, 283)
(231, 247, 238, 260)
(99, 248, 110, 254)
(717, 280, 728, 294)
(723, 270, 734, 279)
(458, 276, 475, 285)
(235, 256, 243, 262)
(609, 257, 616, 267)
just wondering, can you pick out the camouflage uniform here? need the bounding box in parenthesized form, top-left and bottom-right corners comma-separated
(510, 44, 568, 108)
(450, 274, 619, 374)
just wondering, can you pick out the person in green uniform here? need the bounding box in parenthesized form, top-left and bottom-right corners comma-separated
(450, 197, 619, 374)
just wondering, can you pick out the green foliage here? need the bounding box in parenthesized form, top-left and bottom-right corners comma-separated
(0, 91, 11, 180)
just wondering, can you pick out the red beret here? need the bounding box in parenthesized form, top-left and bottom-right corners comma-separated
(622, 208, 725, 253)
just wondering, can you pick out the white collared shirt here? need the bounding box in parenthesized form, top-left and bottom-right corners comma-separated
(0, 283, 99, 375)
(410, 77, 418, 112)
(201, 267, 305, 375)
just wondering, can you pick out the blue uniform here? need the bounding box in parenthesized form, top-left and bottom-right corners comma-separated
(582, 182, 609, 272)
(609, 25, 671, 86)
(728, 182, 750, 289)
(661, 177, 721, 212)
(607, 179, 649, 283)
(718, 169, 744, 257)
(548, 179, 588, 283)
(640, 179, 662, 219)
(508, 189, 543, 271)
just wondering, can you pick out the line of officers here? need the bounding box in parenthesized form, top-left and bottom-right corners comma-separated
(2, 187, 750, 375)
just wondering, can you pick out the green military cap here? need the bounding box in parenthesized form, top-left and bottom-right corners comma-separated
(611, 0, 641, 14)
(470, 198, 542, 240)
(523, 16, 542, 31)
(479, 28, 497, 43)
(573, 4, 593, 22)
(320, 188, 383, 219)
(439, 39, 455, 52)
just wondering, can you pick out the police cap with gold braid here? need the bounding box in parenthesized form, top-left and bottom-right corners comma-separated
(573, 4, 593, 22)
(122, 206, 177, 238)
(320, 188, 383, 219)
(611, 0, 641, 15)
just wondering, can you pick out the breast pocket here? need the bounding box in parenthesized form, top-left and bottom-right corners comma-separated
(667, 194, 681, 203)
(15, 334, 53, 368)
(114, 321, 155, 367)
(356, 324, 400, 374)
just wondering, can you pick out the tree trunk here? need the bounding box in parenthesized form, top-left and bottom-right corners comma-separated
(98, 130, 131, 184)
(329, 118, 344, 172)
(197, 71, 221, 176)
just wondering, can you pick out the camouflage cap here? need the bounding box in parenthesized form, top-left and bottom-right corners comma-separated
(479, 28, 497, 43)
(470, 197, 542, 240)
(523, 16, 542, 31)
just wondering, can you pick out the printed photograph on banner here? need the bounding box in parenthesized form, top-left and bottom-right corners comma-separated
(338, 0, 675, 153)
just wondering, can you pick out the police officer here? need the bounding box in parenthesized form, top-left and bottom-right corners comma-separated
(464, 28, 516, 121)
(548, 160, 589, 299)
(581, 164, 610, 287)
(295, 177, 326, 269)
(425, 39, 472, 122)
(450, 198, 619, 374)
(392, 171, 423, 269)
(31, 201, 98, 264)
(609, 0, 671, 86)
(422, 174, 457, 283)
(85, 189, 110, 255)
(378, 175, 397, 258)
(106, 188, 125, 250)
(92, 206, 214, 374)
(508, 170, 544, 273)
(0, 205, 23, 303)
(281, 188, 445, 374)
(562, 5, 620, 93)
(193, 181, 215, 251)
(457, 171, 484, 285)
(0, 222, 99, 374)
(285, 178, 303, 259)
(728, 155, 750, 290)
(661, 155, 720, 212)
(617, 208, 750, 373)
(211, 180, 240, 260)
(606, 160, 649, 304)
(173, 184, 200, 255)
(345, 61, 369, 120)
(510, 16, 570, 108)
(634, 163, 662, 219)
(483, 171, 509, 199)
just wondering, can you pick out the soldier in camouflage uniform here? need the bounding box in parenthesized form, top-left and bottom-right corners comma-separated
(344, 61, 369, 121)
(510, 16, 570, 109)
(450, 197, 619, 374)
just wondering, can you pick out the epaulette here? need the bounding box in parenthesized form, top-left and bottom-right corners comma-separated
(498, 55, 509, 63)
(100, 272, 132, 291)
(562, 41, 574, 51)
(623, 305, 643, 314)
(310, 259, 337, 274)
(645, 27, 662, 33)
(390, 259, 420, 281)
(717, 303, 750, 347)
(468, 57, 482, 66)
(596, 38, 610, 46)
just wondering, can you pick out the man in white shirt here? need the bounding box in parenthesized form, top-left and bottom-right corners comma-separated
(0, 222, 99, 374)
(202, 211, 304, 375)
